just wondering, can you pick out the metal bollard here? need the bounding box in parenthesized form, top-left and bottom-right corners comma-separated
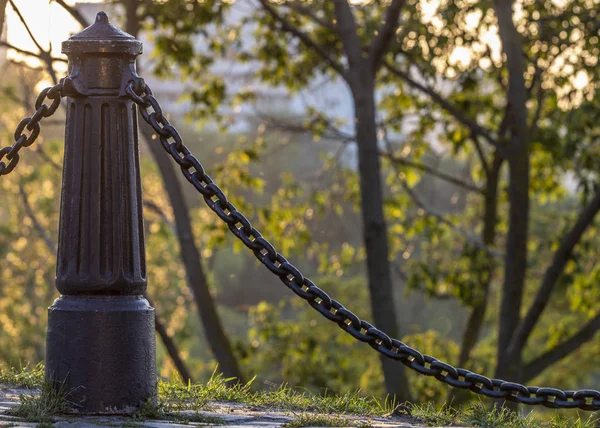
(45, 12, 156, 414)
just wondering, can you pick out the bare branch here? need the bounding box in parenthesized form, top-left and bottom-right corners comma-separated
(145, 295, 194, 384)
(383, 60, 503, 154)
(506, 187, 600, 359)
(471, 133, 490, 176)
(6, 60, 45, 72)
(391, 262, 408, 282)
(0, 41, 67, 63)
(0, 7, 63, 86)
(257, 0, 346, 78)
(143, 199, 176, 235)
(382, 152, 484, 194)
(256, 109, 484, 194)
(395, 172, 501, 258)
(252, 109, 355, 142)
(9, 0, 44, 53)
(52, 0, 90, 28)
(19, 183, 57, 253)
(381, 130, 502, 259)
(369, 0, 406, 71)
(285, 3, 336, 32)
(35, 146, 62, 171)
(0, 0, 7, 35)
(529, 64, 545, 134)
(332, 0, 362, 71)
(522, 312, 600, 382)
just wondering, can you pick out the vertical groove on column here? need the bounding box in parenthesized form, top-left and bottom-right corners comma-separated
(90, 102, 100, 278)
(57, 102, 75, 275)
(77, 104, 90, 276)
(132, 104, 146, 278)
(110, 103, 122, 282)
(120, 103, 134, 280)
(100, 104, 110, 280)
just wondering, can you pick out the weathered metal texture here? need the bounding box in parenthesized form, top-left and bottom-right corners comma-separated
(46, 296, 156, 413)
(56, 12, 145, 294)
(46, 12, 156, 414)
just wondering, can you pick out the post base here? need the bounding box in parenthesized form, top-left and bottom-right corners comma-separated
(45, 295, 156, 414)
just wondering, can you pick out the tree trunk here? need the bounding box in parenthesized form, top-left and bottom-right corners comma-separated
(146, 295, 194, 384)
(124, 1, 243, 383)
(0, 0, 7, 39)
(458, 155, 502, 368)
(351, 64, 412, 402)
(449, 155, 502, 405)
(139, 124, 243, 383)
(493, 0, 530, 383)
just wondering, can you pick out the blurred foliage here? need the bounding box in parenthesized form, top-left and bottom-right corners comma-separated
(2, 0, 600, 413)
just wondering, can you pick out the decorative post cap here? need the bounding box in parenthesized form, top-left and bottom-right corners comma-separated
(61, 12, 143, 97)
(62, 12, 142, 55)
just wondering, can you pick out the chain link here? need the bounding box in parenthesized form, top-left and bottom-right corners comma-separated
(0, 83, 63, 177)
(128, 81, 600, 411)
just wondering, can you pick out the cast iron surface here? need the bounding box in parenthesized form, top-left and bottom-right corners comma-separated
(128, 80, 600, 411)
(46, 296, 156, 414)
(45, 12, 156, 414)
(56, 11, 146, 295)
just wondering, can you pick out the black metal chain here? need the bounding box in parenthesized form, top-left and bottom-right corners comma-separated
(0, 82, 63, 177)
(128, 81, 600, 411)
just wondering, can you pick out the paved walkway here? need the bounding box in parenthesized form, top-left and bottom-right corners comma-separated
(0, 386, 458, 428)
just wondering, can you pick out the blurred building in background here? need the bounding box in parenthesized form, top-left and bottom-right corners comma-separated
(74, 1, 354, 136)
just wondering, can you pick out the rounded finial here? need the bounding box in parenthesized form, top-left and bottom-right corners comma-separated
(95, 12, 109, 24)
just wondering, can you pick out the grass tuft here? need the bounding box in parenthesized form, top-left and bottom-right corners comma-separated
(0, 363, 44, 389)
(133, 397, 167, 420)
(283, 414, 370, 427)
(7, 381, 70, 423)
(546, 413, 600, 428)
(463, 402, 533, 428)
(410, 401, 459, 426)
(410, 400, 600, 428)
(158, 369, 390, 416)
(132, 396, 226, 425)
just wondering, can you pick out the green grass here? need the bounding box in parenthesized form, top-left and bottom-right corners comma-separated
(0, 363, 44, 389)
(410, 401, 459, 426)
(0, 365, 394, 419)
(157, 368, 395, 416)
(7, 380, 70, 423)
(283, 414, 371, 427)
(410, 401, 600, 428)
(133, 396, 226, 425)
(2, 365, 600, 427)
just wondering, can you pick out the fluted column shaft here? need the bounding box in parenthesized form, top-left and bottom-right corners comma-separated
(57, 98, 146, 295)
